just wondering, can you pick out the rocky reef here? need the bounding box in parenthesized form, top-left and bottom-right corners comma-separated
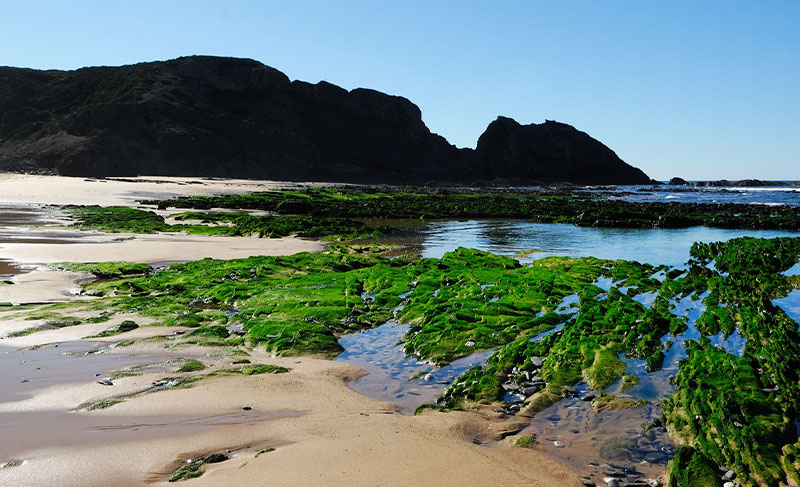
(0, 56, 651, 185)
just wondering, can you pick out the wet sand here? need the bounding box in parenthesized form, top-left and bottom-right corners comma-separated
(0, 174, 579, 486)
(1, 233, 324, 266)
(0, 326, 578, 487)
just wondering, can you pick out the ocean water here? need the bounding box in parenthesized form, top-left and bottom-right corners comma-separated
(577, 184, 800, 207)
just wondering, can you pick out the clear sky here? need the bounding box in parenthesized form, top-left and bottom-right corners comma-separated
(1, 1, 797, 180)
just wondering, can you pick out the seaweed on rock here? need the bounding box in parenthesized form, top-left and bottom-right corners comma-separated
(23, 233, 800, 486)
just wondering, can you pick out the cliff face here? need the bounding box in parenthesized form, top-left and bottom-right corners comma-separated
(476, 117, 650, 185)
(0, 56, 651, 185)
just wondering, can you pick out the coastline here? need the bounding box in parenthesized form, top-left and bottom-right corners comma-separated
(0, 174, 577, 486)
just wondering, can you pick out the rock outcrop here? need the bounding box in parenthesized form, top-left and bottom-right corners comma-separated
(0, 56, 652, 185)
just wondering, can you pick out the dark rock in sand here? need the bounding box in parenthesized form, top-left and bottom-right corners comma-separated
(0, 56, 652, 186)
(97, 379, 113, 386)
(522, 385, 540, 396)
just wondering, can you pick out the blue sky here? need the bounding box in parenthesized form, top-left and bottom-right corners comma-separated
(1, 1, 797, 180)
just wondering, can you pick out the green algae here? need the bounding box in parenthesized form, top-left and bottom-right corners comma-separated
(514, 434, 539, 448)
(591, 393, 647, 412)
(208, 364, 289, 376)
(87, 320, 139, 338)
(6, 318, 83, 337)
(169, 453, 228, 482)
(666, 446, 720, 487)
(413, 403, 448, 415)
(146, 187, 800, 231)
(65, 205, 381, 240)
(9, 230, 800, 485)
(177, 359, 206, 373)
(54, 261, 151, 279)
(620, 375, 639, 392)
(84, 398, 124, 411)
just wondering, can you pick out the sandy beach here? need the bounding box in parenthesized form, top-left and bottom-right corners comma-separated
(0, 174, 577, 486)
(0, 173, 343, 207)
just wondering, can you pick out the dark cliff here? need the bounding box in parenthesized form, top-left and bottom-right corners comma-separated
(0, 56, 651, 185)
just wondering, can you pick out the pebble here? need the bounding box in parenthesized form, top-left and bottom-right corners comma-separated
(242, 406, 252, 411)
(553, 440, 565, 448)
(97, 379, 113, 386)
(531, 357, 543, 368)
(20, 378, 28, 383)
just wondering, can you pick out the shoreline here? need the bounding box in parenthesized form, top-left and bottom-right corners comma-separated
(0, 174, 579, 486)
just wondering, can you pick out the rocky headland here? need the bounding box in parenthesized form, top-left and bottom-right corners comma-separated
(0, 56, 652, 185)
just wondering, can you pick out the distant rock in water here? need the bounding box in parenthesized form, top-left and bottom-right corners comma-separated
(668, 177, 797, 187)
(0, 56, 652, 185)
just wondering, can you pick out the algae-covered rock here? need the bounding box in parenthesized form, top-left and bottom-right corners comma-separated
(665, 446, 719, 487)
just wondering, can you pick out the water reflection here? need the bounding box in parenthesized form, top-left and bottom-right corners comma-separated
(335, 321, 492, 414)
(418, 220, 796, 268)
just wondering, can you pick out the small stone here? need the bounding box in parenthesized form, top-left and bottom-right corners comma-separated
(97, 379, 113, 386)
(423, 373, 434, 382)
(359, 412, 368, 416)
(242, 406, 252, 411)
(580, 392, 596, 401)
(581, 480, 596, 486)
(553, 440, 565, 448)
(20, 378, 28, 383)
(531, 357, 543, 368)
(723, 470, 736, 480)
(465, 340, 476, 347)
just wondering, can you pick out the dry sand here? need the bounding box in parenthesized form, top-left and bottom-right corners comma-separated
(0, 174, 578, 486)
(0, 173, 340, 207)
